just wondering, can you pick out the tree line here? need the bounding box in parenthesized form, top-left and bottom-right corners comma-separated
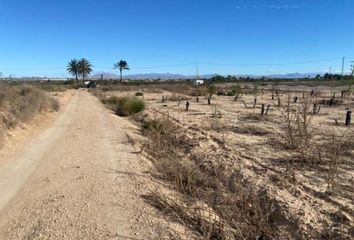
(207, 73, 354, 83)
(67, 58, 129, 84)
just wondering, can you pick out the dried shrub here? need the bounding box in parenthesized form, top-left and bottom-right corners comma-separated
(216, 90, 226, 96)
(138, 117, 281, 239)
(191, 85, 208, 96)
(168, 93, 191, 101)
(232, 125, 271, 136)
(0, 84, 59, 137)
(278, 95, 313, 150)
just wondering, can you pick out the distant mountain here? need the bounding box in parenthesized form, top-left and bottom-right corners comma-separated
(91, 72, 219, 80)
(267, 72, 320, 79)
(90, 72, 321, 80)
(91, 72, 119, 79)
(125, 73, 187, 80)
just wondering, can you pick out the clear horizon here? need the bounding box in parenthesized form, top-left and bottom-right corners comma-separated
(0, 0, 353, 77)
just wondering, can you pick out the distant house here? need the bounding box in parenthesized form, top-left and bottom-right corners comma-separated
(193, 79, 204, 86)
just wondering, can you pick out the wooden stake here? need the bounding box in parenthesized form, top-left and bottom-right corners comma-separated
(261, 104, 265, 115)
(265, 104, 270, 115)
(345, 110, 352, 126)
(253, 98, 257, 108)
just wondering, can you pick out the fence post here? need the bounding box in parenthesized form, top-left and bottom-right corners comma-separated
(261, 104, 265, 115)
(253, 98, 257, 108)
(265, 104, 270, 115)
(345, 110, 352, 126)
(329, 97, 334, 107)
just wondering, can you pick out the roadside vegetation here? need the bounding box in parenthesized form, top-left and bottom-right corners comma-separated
(0, 84, 59, 141)
(100, 95, 145, 116)
(138, 116, 277, 239)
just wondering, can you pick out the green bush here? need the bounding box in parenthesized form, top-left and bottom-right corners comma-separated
(135, 92, 144, 96)
(227, 85, 242, 96)
(208, 85, 216, 95)
(102, 96, 145, 116)
(227, 91, 235, 96)
(121, 97, 145, 115)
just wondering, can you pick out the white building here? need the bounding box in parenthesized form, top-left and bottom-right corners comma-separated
(193, 79, 204, 86)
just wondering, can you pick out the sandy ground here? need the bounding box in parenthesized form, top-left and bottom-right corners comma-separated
(107, 87, 354, 238)
(0, 89, 167, 239)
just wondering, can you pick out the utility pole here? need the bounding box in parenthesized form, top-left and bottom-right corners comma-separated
(196, 62, 199, 79)
(341, 56, 345, 78)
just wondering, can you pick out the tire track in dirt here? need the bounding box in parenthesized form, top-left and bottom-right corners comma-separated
(0, 91, 78, 210)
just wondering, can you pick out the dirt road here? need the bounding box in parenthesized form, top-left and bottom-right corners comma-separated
(0, 90, 160, 239)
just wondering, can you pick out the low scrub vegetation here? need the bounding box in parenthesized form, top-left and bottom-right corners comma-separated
(136, 116, 280, 239)
(91, 84, 353, 238)
(278, 95, 313, 150)
(101, 96, 145, 116)
(0, 84, 59, 135)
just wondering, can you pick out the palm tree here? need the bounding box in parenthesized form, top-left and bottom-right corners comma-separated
(67, 59, 79, 85)
(114, 59, 130, 82)
(77, 58, 93, 82)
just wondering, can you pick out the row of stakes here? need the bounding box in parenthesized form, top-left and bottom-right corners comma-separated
(161, 94, 352, 126)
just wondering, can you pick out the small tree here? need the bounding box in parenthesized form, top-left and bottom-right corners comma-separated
(232, 85, 241, 94)
(208, 85, 216, 99)
(114, 59, 130, 82)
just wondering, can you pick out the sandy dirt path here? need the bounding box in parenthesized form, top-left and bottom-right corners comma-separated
(0, 90, 160, 239)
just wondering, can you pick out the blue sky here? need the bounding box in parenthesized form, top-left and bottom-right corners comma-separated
(0, 0, 353, 77)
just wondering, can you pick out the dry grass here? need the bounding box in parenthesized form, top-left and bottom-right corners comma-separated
(0, 84, 59, 143)
(137, 117, 282, 239)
